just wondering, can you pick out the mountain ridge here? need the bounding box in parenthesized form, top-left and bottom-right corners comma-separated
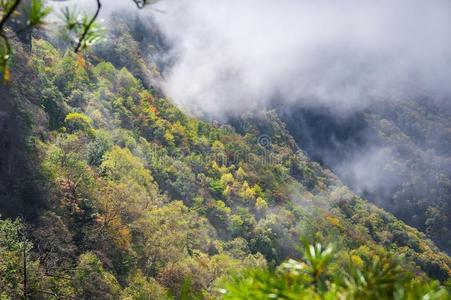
(0, 23, 449, 298)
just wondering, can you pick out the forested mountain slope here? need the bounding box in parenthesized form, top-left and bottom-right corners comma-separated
(279, 98, 451, 254)
(0, 27, 449, 298)
(102, 15, 451, 256)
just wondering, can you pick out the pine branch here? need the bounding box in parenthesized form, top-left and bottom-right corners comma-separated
(0, 0, 22, 67)
(74, 0, 101, 53)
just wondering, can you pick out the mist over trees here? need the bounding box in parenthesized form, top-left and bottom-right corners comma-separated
(0, 1, 450, 299)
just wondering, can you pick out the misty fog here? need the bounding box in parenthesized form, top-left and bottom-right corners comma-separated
(150, 0, 450, 227)
(53, 0, 451, 251)
(153, 0, 451, 118)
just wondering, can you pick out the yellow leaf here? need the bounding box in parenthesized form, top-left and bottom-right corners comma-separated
(3, 68, 10, 82)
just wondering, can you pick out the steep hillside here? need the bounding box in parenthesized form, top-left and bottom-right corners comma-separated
(0, 32, 449, 298)
(279, 98, 451, 254)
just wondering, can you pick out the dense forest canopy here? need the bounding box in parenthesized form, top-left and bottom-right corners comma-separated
(0, 0, 450, 299)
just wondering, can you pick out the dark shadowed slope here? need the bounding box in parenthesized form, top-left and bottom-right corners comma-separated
(279, 98, 451, 254)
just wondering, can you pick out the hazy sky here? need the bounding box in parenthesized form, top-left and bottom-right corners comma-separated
(149, 0, 451, 203)
(147, 0, 451, 118)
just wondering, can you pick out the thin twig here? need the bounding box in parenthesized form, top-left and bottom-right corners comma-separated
(132, 0, 146, 9)
(74, 0, 101, 53)
(0, 31, 11, 58)
(0, 0, 22, 29)
(33, 289, 75, 300)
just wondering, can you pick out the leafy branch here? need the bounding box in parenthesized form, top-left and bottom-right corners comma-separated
(0, 0, 22, 79)
(0, 0, 160, 81)
(74, 0, 100, 53)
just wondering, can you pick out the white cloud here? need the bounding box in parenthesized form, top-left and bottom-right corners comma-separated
(152, 0, 451, 118)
